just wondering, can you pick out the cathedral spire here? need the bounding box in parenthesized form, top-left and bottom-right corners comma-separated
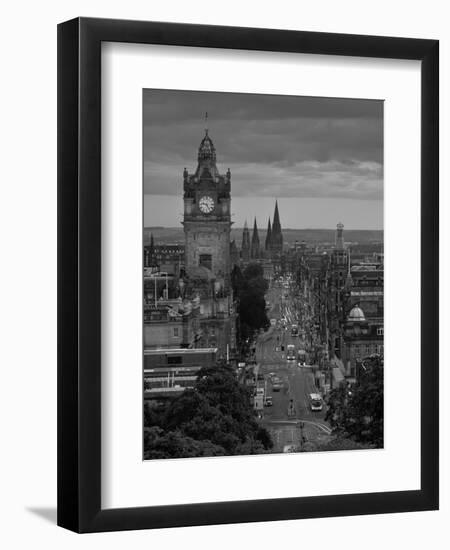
(251, 218, 260, 259)
(270, 200, 283, 255)
(273, 200, 281, 231)
(265, 217, 272, 251)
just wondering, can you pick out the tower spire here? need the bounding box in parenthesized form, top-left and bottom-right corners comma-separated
(196, 115, 216, 166)
(251, 217, 260, 259)
(273, 200, 281, 228)
(271, 200, 283, 255)
(265, 217, 272, 252)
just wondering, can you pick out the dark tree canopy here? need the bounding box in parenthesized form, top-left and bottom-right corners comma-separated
(232, 263, 269, 352)
(243, 263, 264, 281)
(325, 355, 384, 447)
(144, 362, 273, 459)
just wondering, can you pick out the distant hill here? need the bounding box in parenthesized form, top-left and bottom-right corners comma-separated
(144, 227, 383, 246)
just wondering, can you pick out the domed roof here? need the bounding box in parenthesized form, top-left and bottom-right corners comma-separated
(198, 131, 216, 161)
(348, 305, 366, 322)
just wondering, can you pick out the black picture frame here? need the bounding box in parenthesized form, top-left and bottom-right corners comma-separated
(57, 17, 439, 533)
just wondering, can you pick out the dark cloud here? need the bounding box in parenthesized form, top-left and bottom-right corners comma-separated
(143, 89, 383, 200)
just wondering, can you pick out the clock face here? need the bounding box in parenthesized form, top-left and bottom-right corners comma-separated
(199, 195, 214, 214)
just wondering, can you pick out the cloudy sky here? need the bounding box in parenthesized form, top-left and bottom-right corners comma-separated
(143, 89, 383, 229)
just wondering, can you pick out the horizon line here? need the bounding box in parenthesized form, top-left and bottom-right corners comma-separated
(144, 226, 384, 232)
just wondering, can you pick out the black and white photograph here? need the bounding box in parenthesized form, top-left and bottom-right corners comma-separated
(142, 89, 384, 459)
(0, 0, 443, 542)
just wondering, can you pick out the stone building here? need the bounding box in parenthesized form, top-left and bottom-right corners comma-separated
(180, 127, 236, 359)
(143, 298, 201, 349)
(341, 304, 384, 377)
(348, 263, 384, 319)
(144, 242, 184, 275)
(182, 130, 231, 284)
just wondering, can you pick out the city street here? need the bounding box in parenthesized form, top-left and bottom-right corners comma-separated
(256, 278, 331, 452)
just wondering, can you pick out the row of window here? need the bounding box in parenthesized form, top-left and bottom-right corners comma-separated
(353, 343, 384, 356)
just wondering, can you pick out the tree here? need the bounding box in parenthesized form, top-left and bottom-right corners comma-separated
(143, 362, 273, 458)
(231, 264, 245, 295)
(243, 263, 264, 280)
(232, 263, 269, 347)
(325, 355, 383, 447)
(144, 427, 226, 459)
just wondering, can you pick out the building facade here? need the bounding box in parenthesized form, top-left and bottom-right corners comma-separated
(181, 128, 236, 358)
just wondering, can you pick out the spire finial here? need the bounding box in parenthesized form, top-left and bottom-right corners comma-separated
(205, 111, 208, 135)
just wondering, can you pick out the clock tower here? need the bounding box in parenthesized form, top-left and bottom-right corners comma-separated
(181, 124, 235, 357)
(182, 128, 231, 287)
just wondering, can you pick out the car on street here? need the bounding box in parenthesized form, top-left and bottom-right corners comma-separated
(264, 396, 273, 407)
(272, 377, 282, 391)
(309, 393, 323, 411)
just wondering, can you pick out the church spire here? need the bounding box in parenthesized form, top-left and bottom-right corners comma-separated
(273, 200, 281, 231)
(270, 200, 283, 255)
(265, 217, 272, 251)
(251, 218, 260, 259)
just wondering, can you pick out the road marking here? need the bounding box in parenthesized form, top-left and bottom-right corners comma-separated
(267, 419, 332, 434)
